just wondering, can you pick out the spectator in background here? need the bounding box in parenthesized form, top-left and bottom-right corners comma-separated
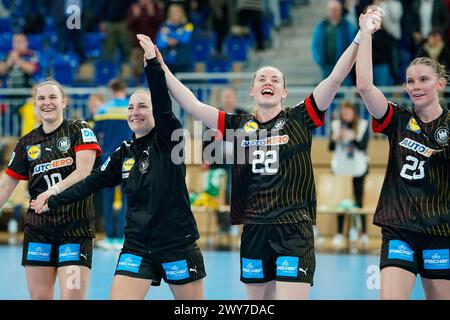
(93, 79, 132, 251)
(411, 0, 448, 53)
(329, 101, 370, 250)
(19, 85, 40, 136)
(156, 3, 194, 73)
(374, 0, 403, 84)
(312, 0, 357, 85)
(210, 0, 231, 53)
(20, 0, 46, 34)
(372, 22, 394, 86)
(98, 0, 134, 63)
(417, 30, 450, 69)
(49, 0, 87, 63)
(188, 0, 209, 32)
(127, 0, 164, 85)
(236, 0, 265, 52)
(0, 33, 39, 113)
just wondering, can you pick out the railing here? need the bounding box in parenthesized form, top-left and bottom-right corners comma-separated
(1, 72, 449, 137)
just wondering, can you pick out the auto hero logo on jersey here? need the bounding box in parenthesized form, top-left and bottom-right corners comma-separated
(242, 120, 259, 133)
(434, 127, 449, 146)
(81, 128, 98, 143)
(32, 157, 74, 176)
(122, 158, 135, 178)
(27, 144, 42, 161)
(241, 135, 290, 148)
(399, 138, 437, 157)
(406, 117, 421, 134)
(57, 137, 71, 152)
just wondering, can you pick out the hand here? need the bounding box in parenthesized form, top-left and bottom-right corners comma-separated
(34, 188, 57, 214)
(7, 51, 19, 64)
(359, 12, 382, 35)
(137, 34, 157, 61)
(200, 161, 211, 172)
(30, 199, 50, 214)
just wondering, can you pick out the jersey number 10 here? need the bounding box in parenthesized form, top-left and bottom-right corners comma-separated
(43, 173, 63, 189)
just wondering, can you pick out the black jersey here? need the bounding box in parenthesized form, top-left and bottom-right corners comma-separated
(217, 94, 325, 225)
(372, 102, 450, 236)
(6, 120, 101, 237)
(48, 59, 199, 254)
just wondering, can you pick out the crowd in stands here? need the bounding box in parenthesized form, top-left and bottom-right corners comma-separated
(313, 0, 450, 86)
(0, 0, 297, 89)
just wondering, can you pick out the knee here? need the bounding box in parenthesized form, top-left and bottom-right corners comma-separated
(29, 289, 53, 300)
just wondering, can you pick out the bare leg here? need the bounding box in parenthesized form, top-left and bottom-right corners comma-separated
(58, 266, 91, 300)
(380, 267, 416, 299)
(246, 281, 276, 300)
(421, 278, 450, 300)
(275, 281, 310, 300)
(25, 266, 57, 300)
(169, 279, 204, 300)
(110, 275, 152, 300)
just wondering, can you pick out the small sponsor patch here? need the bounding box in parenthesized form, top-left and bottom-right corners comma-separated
(27, 144, 41, 161)
(57, 137, 71, 152)
(27, 242, 51, 262)
(122, 158, 135, 172)
(242, 120, 259, 133)
(241, 135, 290, 148)
(242, 258, 264, 279)
(81, 128, 98, 143)
(406, 117, 421, 134)
(388, 240, 414, 262)
(116, 253, 142, 273)
(423, 249, 450, 270)
(58, 244, 80, 262)
(162, 260, 190, 281)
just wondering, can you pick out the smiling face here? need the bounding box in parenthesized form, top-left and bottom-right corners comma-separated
(34, 83, 66, 125)
(405, 63, 445, 109)
(127, 91, 155, 138)
(250, 67, 287, 109)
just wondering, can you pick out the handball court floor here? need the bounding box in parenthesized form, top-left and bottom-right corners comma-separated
(0, 246, 425, 300)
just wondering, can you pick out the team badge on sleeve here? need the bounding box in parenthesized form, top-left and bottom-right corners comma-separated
(27, 144, 42, 161)
(81, 128, 98, 143)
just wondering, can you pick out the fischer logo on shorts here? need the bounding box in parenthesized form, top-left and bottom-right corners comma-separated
(241, 135, 289, 148)
(423, 249, 450, 270)
(242, 258, 264, 278)
(32, 157, 74, 176)
(81, 128, 98, 143)
(27, 242, 51, 262)
(276, 256, 299, 277)
(398, 138, 436, 157)
(27, 144, 42, 161)
(162, 260, 189, 281)
(116, 253, 142, 273)
(59, 244, 80, 262)
(388, 240, 414, 262)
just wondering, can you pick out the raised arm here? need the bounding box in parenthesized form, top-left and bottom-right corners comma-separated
(355, 13, 388, 119)
(137, 34, 219, 129)
(313, 9, 383, 112)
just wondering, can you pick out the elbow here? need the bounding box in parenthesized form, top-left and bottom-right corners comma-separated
(356, 78, 372, 94)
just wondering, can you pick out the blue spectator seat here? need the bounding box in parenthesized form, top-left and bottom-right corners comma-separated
(0, 17, 12, 33)
(206, 54, 231, 84)
(94, 60, 118, 86)
(224, 35, 249, 62)
(84, 32, 104, 59)
(27, 33, 45, 52)
(0, 32, 12, 52)
(192, 31, 216, 63)
(51, 53, 79, 85)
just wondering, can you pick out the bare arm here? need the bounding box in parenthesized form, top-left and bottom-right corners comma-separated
(35, 149, 96, 212)
(313, 39, 359, 111)
(137, 34, 219, 129)
(0, 173, 20, 208)
(356, 13, 388, 119)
